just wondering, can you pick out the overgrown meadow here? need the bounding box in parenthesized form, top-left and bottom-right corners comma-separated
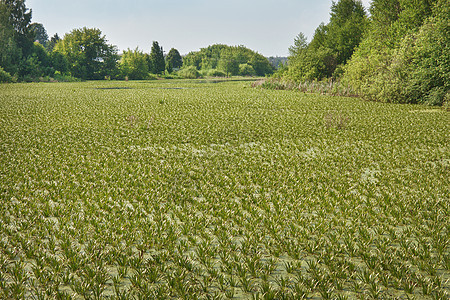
(0, 80, 448, 299)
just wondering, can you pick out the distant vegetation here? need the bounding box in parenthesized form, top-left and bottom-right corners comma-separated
(0, 0, 273, 82)
(274, 0, 449, 106)
(182, 44, 274, 77)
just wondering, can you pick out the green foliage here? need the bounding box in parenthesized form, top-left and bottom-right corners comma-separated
(3, 0, 33, 56)
(0, 0, 35, 77)
(218, 48, 239, 77)
(281, 0, 367, 82)
(53, 27, 119, 80)
(29, 22, 48, 46)
(46, 33, 60, 52)
(343, 0, 447, 105)
(183, 44, 273, 76)
(207, 69, 226, 77)
(0, 2, 20, 75)
(49, 51, 69, 74)
(0, 66, 14, 82)
(119, 47, 149, 80)
(239, 63, 256, 76)
(177, 66, 200, 79)
(165, 48, 183, 73)
(16, 42, 54, 78)
(149, 41, 165, 74)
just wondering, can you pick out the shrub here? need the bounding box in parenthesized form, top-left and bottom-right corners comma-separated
(207, 69, 226, 77)
(239, 64, 256, 76)
(177, 66, 200, 79)
(52, 72, 81, 82)
(0, 67, 14, 83)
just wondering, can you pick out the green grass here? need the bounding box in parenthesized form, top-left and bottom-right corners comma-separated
(0, 80, 448, 299)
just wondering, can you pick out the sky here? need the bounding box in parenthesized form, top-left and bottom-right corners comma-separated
(27, 0, 372, 57)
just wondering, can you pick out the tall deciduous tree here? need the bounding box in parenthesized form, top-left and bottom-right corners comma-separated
(149, 41, 165, 74)
(53, 27, 118, 79)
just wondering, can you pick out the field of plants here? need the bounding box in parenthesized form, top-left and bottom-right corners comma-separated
(0, 80, 448, 299)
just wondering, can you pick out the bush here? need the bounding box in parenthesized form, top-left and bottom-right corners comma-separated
(52, 72, 80, 82)
(0, 67, 14, 83)
(207, 69, 226, 77)
(239, 64, 256, 76)
(177, 66, 200, 79)
(146, 73, 158, 80)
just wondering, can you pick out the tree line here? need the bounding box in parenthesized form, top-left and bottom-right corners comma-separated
(277, 0, 449, 105)
(0, 0, 273, 82)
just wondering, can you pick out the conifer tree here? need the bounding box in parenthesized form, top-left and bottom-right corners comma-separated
(149, 41, 165, 74)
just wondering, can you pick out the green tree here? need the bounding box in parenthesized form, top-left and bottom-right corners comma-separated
(30, 22, 48, 46)
(49, 51, 68, 74)
(326, 0, 367, 66)
(165, 48, 182, 73)
(183, 44, 273, 76)
(3, 0, 33, 56)
(342, 0, 444, 104)
(0, 1, 19, 75)
(281, 0, 367, 82)
(218, 48, 238, 77)
(239, 63, 256, 76)
(46, 33, 60, 52)
(149, 41, 165, 74)
(53, 27, 118, 79)
(249, 53, 274, 76)
(19, 42, 52, 78)
(119, 47, 149, 80)
(0, 0, 34, 76)
(288, 32, 308, 57)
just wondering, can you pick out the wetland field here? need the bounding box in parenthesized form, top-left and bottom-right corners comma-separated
(0, 80, 448, 299)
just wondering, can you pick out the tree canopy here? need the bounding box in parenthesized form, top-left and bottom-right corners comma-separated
(149, 41, 165, 74)
(342, 0, 448, 105)
(0, 0, 33, 76)
(119, 47, 148, 80)
(183, 44, 273, 76)
(166, 48, 183, 72)
(282, 0, 367, 82)
(30, 22, 48, 46)
(53, 27, 118, 80)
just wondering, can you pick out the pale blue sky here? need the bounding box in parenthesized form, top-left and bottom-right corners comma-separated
(27, 0, 372, 57)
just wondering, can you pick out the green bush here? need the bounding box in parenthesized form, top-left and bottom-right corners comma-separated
(0, 67, 14, 83)
(146, 73, 158, 80)
(239, 64, 256, 76)
(177, 66, 200, 79)
(52, 72, 80, 82)
(207, 69, 226, 77)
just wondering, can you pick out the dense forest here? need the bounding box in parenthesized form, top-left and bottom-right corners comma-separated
(277, 0, 449, 105)
(1, 0, 448, 105)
